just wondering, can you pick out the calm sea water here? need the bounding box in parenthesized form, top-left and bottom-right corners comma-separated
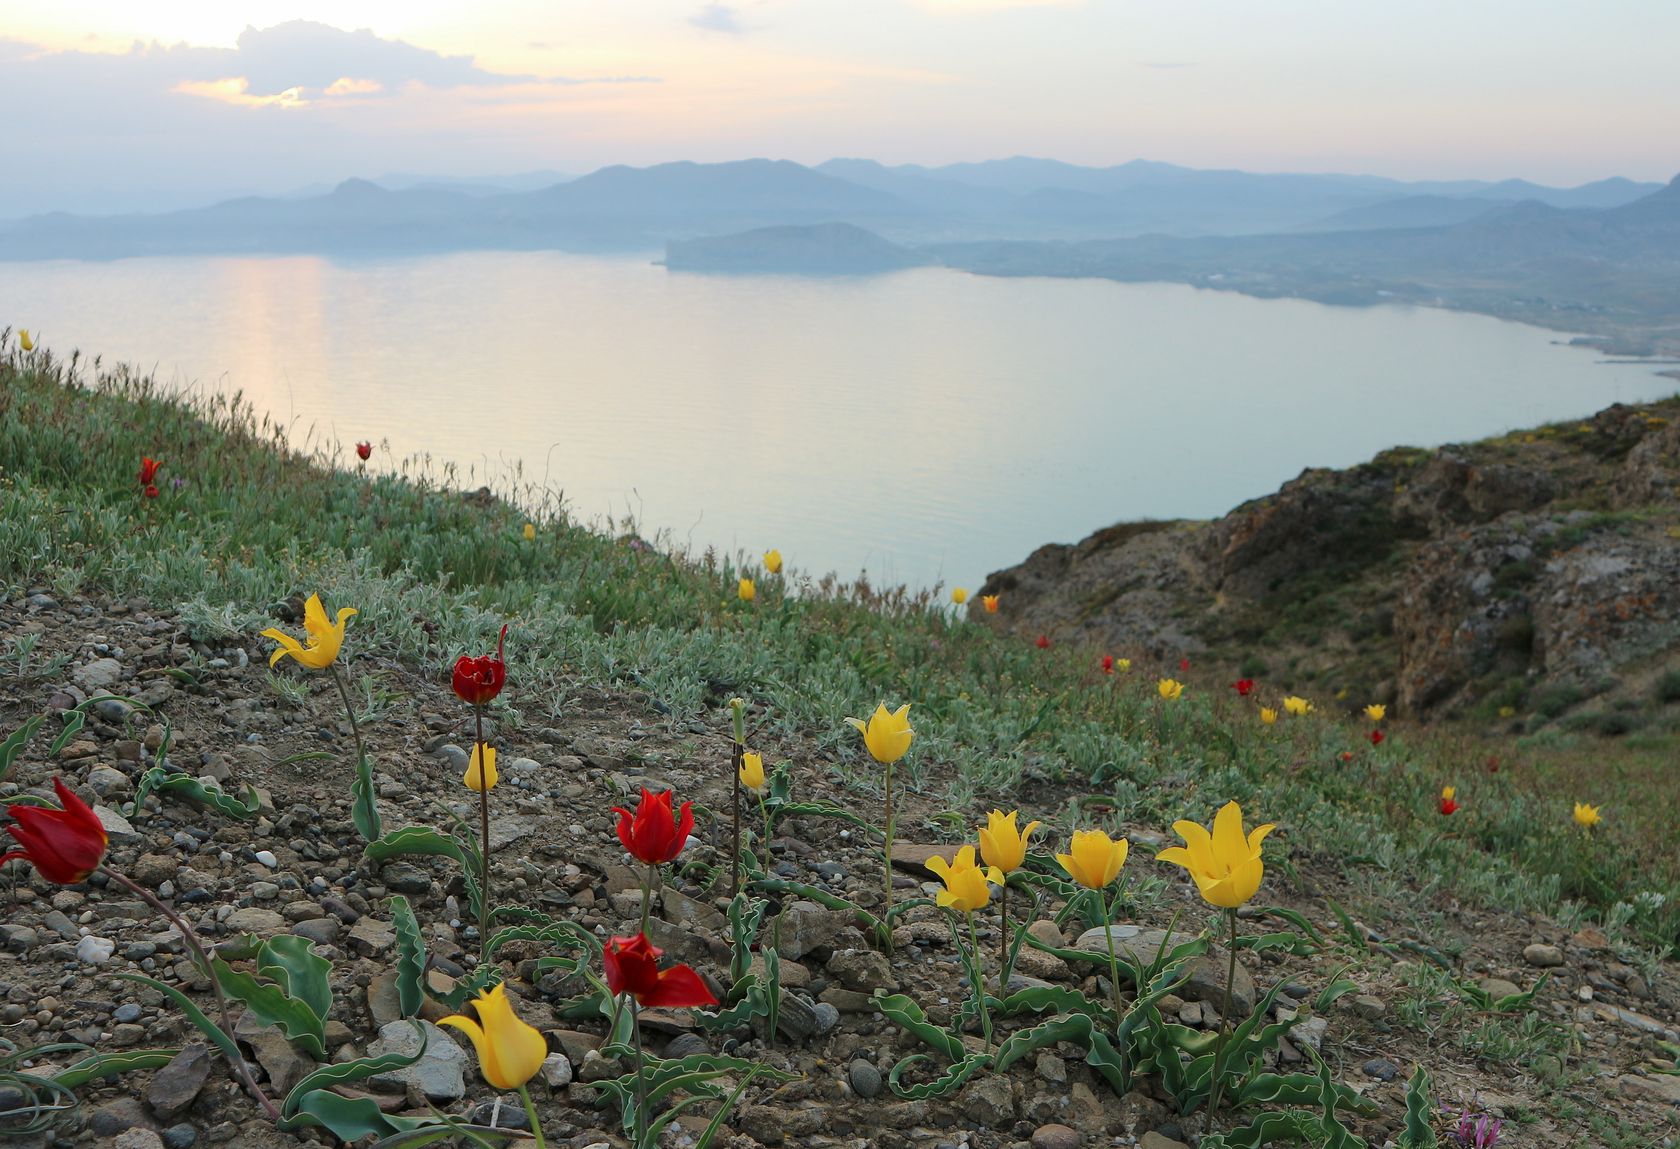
(3, 251, 1672, 590)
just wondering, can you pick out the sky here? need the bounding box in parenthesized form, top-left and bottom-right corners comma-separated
(2, 1, 1677, 216)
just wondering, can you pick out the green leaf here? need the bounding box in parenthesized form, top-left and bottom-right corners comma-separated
(112, 974, 243, 1070)
(0, 715, 44, 784)
(279, 1089, 441, 1140)
(365, 826, 480, 921)
(389, 897, 425, 1020)
(694, 1064, 763, 1149)
(212, 957, 327, 1059)
(48, 709, 86, 756)
(259, 936, 334, 1024)
(352, 751, 382, 842)
(281, 1023, 427, 1119)
(1325, 898, 1368, 952)
(128, 766, 260, 821)
(885, 1052, 989, 1099)
(51, 1048, 177, 1090)
(996, 983, 1115, 1024)
(1256, 905, 1328, 948)
(870, 992, 964, 1062)
(1402, 1064, 1437, 1148)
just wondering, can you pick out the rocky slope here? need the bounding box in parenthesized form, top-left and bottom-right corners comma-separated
(977, 399, 1680, 725)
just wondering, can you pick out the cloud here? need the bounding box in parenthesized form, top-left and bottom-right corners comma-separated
(222, 20, 531, 97)
(690, 4, 745, 34)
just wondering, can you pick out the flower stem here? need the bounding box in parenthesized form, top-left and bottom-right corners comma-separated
(1099, 886, 1125, 1025)
(631, 998, 648, 1145)
(997, 883, 1009, 992)
(102, 867, 279, 1120)
(966, 911, 993, 1054)
(757, 792, 773, 883)
(474, 704, 490, 956)
(327, 663, 367, 768)
(641, 863, 655, 935)
(1207, 907, 1239, 1131)
(517, 1083, 547, 1149)
(881, 760, 895, 953)
(730, 741, 743, 898)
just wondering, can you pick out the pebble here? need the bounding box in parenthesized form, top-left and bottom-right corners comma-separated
(1362, 1058, 1400, 1081)
(848, 1059, 883, 1099)
(1523, 943, 1564, 968)
(1032, 1126, 1080, 1149)
(540, 1053, 573, 1088)
(161, 1125, 198, 1149)
(77, 935, 117, 964)
(114, 1002, 143, 1023)
(253, 850, 279, 869)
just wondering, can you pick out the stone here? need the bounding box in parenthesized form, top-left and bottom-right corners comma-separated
(959, 1073, 1015, 1126)
(348, 916, 397, 956)
(77, 935, 117, 964)
(825, 948, 899, 993)
(132, 854, 178, 888)
(0, 925, 38, 952)
(1351, 994, 1387, 1020)
(1480, 978, 1522, 1000)
(88, 766, 135, 798)
(245, 1028, 315, 1096)
(539, 1053, 573, 1088)
(113, 1131, 167, 1149)
(73, 657, 125, 691)
(1362, 1058, 1400, 1082)
(291, 918, 340, 945)
(1523, 943, 1564, 968)
(1291, 1016, 1328, 1053)
(1034, 1052, 1067, 1085)
(1178, 950, 1256, 1019)
(368, 1020, 467, 1101)
(848, 1059, 882, 1099)
(1619, 1073, 1680, 1105)
(89, 1097, 150, 1137)
(161, 1124, 198, 1149)
(775, 900, 847, 960)
(223, 908, 285, 935)
(1140, 1134, 1190, 1149)
(888, 842, 960, 874)
(148, 1043, 213, 1121)
(1031, 1124, 1081, 1149)
(381, 862, 433, 895)
(662, 1033, 709, 1059)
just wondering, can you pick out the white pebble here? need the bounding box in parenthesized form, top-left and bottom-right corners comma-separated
(77, 936, 116, 965)
(255, 850, 279, 868)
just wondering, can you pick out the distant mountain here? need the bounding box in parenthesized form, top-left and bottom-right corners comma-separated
(664, 222, 930, 273)
(513, 159, 902, 220)
(1301, 195, 1500, 232)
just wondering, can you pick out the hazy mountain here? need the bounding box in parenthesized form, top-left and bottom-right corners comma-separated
(664, 221, 929, 273)
(1300, 195, 1501, 232)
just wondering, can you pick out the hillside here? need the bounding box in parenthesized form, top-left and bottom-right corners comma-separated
(978, 397, 1680, 730)
(664, 222, 930, 273)
(1, 339, 1678, 1149)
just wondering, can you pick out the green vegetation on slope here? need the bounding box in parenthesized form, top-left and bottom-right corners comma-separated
(2, 338, 1675, 955)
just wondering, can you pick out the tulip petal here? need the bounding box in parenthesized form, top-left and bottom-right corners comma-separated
(1247, 822, 1276, 853)
(303, 594, 329, 637)
(1211, 802, 1247, 869)
(643, 964, 718, 1009)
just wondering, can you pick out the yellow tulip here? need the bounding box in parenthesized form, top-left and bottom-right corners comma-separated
(1259, 707, 1279, 725)
(438, 982, 548, 1091)
(926, 845, 1003, 913)
(1157, 801, 1275, 909)
(18, 329, 34, 352)
(1056, 828, 1129, 890)
(1364, 704, 1386, 722)
(523, 522, 536, 541)
(739, 750, 766, 792)
(951, 587, 968, 605)
(1282, 696, 1312, 717)
(464, 743, 498, 792)
(981, 595, 1000, 614)
(261, 594, 356, 670)
(1572, 802, 1601, 828)
(763, 549, 783, 574)
(1157, 678, 1184, 701)
(978, 809, 1041, 874)
(738, 578, 755, 602)
(845, 703, 914, 765)
(1115, 658, 1132, 673)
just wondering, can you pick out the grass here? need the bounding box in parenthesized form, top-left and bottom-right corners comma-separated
(3, 336, 1679, 956)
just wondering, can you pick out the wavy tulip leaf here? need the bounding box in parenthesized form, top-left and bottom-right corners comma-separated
(48, 709, 86, 756)
(278, 1089, 441, 1139)
(388, 897, 425, 1020)
(429, 964, 501, 1012)
(870, 992, 964, 1062)
(885, 1052, 989, 1100)
(1402, 1064, 1437, 1147)
(0, 715, 44, 785)
(51, 1048, 178, 1090)
(258, 936, 333, 1024)
(129, 766, 260, 821)
(351, 751, 382, 842)
(1256, 905, 1328, 948)
(996, 983, 1116, 1024)
(280, 1024, 427, 1119)
(211, 958, 326, 1059)
(364, 825, 481, 920)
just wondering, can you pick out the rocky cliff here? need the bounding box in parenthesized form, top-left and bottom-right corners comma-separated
(977, 399, 1680, 726)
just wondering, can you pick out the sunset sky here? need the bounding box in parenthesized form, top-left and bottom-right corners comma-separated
(2, 1, 1676, 215)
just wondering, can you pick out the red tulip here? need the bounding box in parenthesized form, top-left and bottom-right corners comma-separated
(1369, 729, 1384, 746)
(1339, 751, 1354, 762)
(1232, 679, 1255, 697)
(1439, 788, 1460, 816)
(356, 441, 372, 461)
(1486, 755, 1500, 774)
(1035, 635, 1051, 650)
(603, 934, 716, 1008)
(613, 787, 694, 865)
(2, 778, 109, 885)
(1101, 655, 1114, 675)
(452, 624, 508, 706)
(138, 457, 161, 487)
(1179, 658, 1191, 672)
(143, 485, 159, 499)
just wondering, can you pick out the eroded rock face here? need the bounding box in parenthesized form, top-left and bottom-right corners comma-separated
(979, 399, 1680, 720)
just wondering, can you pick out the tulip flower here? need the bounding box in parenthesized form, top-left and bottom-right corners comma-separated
(1572, 802, 1601, 828)
(846, 703, 914, 765)
(738, 578, 755, 602)
(614, 787, 695, 866)
(738, 750, 765, 792)
(1439, 787, 1460, 816)
(464, 743, 498, 792)
(262, 594, 356, 671)
(1058, 827, 1131, 1029)
(1, 777, 108, 884)
(1156, 801, 1274, 910)
(451, 624, 508, 706)
(1260, 707, 1278, 725)
(1180, 657, 1191, 672)
(1232, 679, 1255, 696)
(1282, 695, 1312, 717)
(1339, 751, 1354, 762)
(951, 586, 968, 605)
(1114, 658, 1131, 673)
(981, 594, 999, 613)
(763, 549, 783, 574)
(1369, 729, 1384, 746)
(1101, 655, 1114, 675)
(1157, 678, 1184, 701)
(927, 846, 1002, 913)
(979, 809, 1040, 874)
(846, 702, 914, 944)
(438, 982, 548, 1091)
(138, 457, 161, 487)
(18, 329, 34, 352)
(355, 441, 372, 461)
(604, 934, 717, 1009)
(523, 522, 536, 541)
(1364, 703, 1387, 722)
(1057, 828, 1129, 891)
